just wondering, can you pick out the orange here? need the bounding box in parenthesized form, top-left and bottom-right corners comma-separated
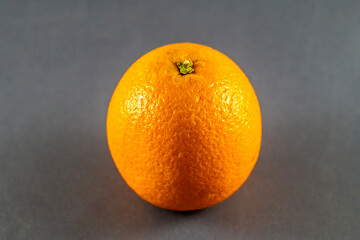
(106, 43, 262, 211)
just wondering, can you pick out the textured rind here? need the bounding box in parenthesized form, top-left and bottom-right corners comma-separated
(106, 43, 262, 211)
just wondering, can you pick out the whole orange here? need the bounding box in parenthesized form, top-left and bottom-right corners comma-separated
(107, 43, 262, 211)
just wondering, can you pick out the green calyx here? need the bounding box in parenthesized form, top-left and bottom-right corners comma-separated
(177, 60, 194, 75)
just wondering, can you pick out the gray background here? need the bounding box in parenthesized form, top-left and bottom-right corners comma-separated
(1, 0, 359, 239)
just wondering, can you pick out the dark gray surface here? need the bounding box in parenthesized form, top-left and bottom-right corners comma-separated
(1, 0, 359, 239)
